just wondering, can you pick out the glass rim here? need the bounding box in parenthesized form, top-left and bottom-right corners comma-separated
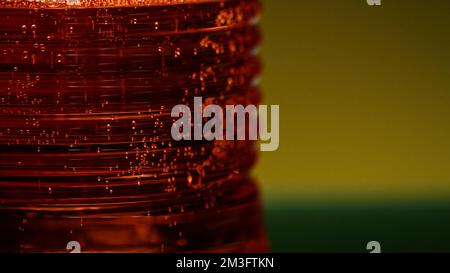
(0, 0, 235, 9)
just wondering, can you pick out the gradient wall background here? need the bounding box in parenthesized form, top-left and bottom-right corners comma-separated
(256, 0, 450, 252)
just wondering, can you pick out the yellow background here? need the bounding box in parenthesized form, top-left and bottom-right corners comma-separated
(256, 0, 450, 201)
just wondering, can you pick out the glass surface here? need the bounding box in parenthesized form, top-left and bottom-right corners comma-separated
(0, 0, 267, 252)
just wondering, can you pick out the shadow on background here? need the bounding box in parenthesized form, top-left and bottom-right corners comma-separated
(265, 201, 450, 252)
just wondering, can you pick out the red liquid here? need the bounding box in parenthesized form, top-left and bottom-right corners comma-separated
(0, 0, 267, 252)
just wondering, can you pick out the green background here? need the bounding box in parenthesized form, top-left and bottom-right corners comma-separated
(256, 0, 450, 252)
